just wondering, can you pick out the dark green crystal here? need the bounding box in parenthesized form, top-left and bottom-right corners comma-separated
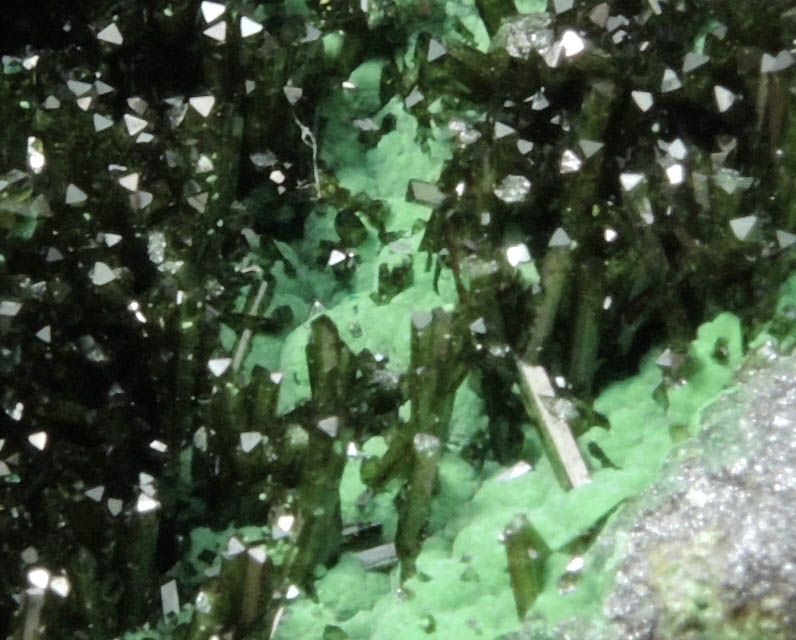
(0, 0, 794, 638)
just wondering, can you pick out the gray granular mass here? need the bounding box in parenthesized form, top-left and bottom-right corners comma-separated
(492, 12, 555, 60)
(560, 344, 796, 640)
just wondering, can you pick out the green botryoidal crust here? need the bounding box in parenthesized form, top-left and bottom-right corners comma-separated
(0, 0, 794, 638)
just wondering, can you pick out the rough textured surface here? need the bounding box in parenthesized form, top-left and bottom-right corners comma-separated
(2, 0, 795, 637)
(546, 343, 796, 640)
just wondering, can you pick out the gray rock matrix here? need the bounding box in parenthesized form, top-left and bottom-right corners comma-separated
(556, 343, 796, 640)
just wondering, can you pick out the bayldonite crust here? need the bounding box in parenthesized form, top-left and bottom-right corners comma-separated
(1, 0, 794, 638)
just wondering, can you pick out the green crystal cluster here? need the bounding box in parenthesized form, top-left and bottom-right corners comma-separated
(0, 0, 794, 638)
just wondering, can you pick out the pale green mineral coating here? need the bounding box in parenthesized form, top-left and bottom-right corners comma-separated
(3, 0, 795, 636)
(274, 274, 796, 638)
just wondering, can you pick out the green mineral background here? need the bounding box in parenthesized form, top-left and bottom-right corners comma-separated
(0, 0, 795, 638)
